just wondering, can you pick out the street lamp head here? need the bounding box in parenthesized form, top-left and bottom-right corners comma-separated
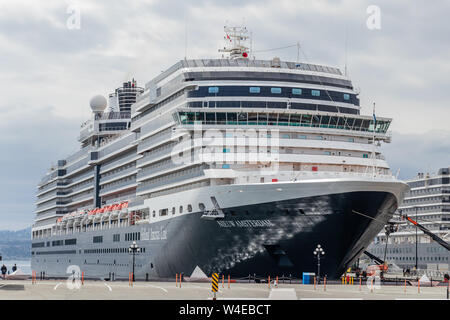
(133, 241, 136, 245)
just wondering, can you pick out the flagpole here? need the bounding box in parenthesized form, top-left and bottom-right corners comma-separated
(372, 102, 376, 178)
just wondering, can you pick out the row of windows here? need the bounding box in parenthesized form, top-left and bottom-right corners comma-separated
(32, 238, 76, 248)
(152, 204, 193, 217)
(177, 111, 391, 133)
(125, 232, 140, 241)
(187, 101, 359, 115)
(84, 247, 147, 254)
(193, 86, 358, 104)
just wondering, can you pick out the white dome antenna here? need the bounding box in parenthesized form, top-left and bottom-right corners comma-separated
(89, 95, 107, 113)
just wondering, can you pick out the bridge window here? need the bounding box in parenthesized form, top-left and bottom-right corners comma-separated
(311, 90, 321, 96)
(271, 87, 282, 94)
(343, 93, 350, 100)
(249, 87, 260, 93)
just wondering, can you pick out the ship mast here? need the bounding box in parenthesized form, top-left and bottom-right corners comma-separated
(218, 25, 250, 59)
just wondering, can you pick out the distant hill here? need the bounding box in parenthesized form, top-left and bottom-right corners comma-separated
(0, 227, 31, 260)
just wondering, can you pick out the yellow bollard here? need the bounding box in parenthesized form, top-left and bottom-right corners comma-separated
(418, 279, 420, 294)
(370, 278, 374, 293)
(324, 276, 327, 291)
(222, 274, 224, 288)
(314, 276, 316, 290)
(268, 276, 270, 289)
(228, 275, 230, 289)
(176, 273, 178, 287)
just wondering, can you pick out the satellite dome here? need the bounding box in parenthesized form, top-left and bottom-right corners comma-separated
(89, 95, 107, 112)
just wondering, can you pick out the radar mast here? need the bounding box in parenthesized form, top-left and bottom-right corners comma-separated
(219, 26, 249, 59)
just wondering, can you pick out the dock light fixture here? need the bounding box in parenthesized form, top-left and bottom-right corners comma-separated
(129, 241, 140, 282)
(314, 244, 325, 283)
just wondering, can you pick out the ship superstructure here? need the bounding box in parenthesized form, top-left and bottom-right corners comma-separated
(32, 28, 408, 280)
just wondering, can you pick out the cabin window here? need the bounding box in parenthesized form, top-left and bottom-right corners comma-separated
(292, 88, 302, 95)
(188, 204, 193, 212)
(271, 87, 282, 94)
(343, 93, 350, 100)
(208, 87, 219, 94)
(311, 90, 321, 96)
(249, 87, 260, 93)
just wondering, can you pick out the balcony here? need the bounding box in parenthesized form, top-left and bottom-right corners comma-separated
(100, 166, 138, 185)
(137, 168, 204, 194)
(99, 178, 137, 196)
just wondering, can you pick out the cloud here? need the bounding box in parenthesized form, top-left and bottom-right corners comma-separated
(382, 130, 450, 180)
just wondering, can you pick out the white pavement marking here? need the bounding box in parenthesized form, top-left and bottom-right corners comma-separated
(147, 284, 168, 293)
(104, 283, 112, 291)
(301, 298, 363, 300)
(53, 282, 62, 290)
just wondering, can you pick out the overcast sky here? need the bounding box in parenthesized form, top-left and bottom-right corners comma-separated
(0, 0, 449, 230)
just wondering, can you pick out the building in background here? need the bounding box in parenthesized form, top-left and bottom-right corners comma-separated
(368, 168, 450, 275)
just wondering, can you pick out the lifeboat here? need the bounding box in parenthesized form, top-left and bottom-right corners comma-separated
(102, 205, 113, 221)
(110, 204, 120, 219)
(119, 202, 129, 218)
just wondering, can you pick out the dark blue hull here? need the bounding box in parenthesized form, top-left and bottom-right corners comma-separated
(156, 191, 397, 279)
(31, 191, 398, 280)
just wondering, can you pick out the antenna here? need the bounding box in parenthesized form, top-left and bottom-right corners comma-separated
(184, 14, 188, 60)
(344, 24, 348, 76)
(218, 25, 249, 59)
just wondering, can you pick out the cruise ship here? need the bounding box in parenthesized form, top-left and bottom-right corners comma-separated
(367, 168, 450, 274)
(31, 27, 408, 280)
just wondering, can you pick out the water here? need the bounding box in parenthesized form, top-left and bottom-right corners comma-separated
(1, 259, 31, 275)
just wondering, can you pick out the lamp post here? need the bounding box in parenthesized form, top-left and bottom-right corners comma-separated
(313, 244, 325, 283)
(129, 241, 140, 282)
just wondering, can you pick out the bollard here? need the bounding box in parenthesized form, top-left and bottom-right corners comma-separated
(268, 276, 270, 289)
(176, 273, 178, 288)
(359, 277, 362, 291)
(418, 279, 420, 294)
(324, 276, 327, 291)
(276, 276, 278, 287)
(371, 278, 374, 293)
(228, 275, 230, 289)
(447, 279, 449, 300)
(222, 274, 224, 288)
(314, 276, 316, 290)
(82, 272, 84, 285)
